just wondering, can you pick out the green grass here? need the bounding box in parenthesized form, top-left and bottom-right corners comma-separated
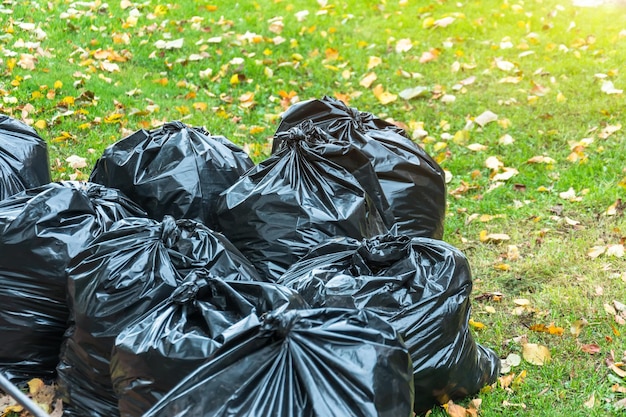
(2, 0, 626, 415)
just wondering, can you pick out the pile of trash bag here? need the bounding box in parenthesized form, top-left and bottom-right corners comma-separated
(277, 232, 500, 414)
(111, 270, 307, 417)
(217, 121, 388, 281)
(274, 96, 447, 239)
(0, 182, 145, 382)
(57, 216, 261, 417)
(90, 121, 254, 230)
(143, 308, 415, 417)
(0, 106, 499, 416)
(0, 114, 50, 200)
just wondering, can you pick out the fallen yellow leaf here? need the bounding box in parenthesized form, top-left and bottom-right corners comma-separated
(522, 343, 551, 365)
(469, 319, 486, 330)
(372, 84, 397, 104)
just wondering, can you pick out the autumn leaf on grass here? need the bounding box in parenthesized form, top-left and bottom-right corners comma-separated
(395, 38, 413, 53)
(570, 318, 588, 337)
(474, 110, 498, 127)
(479, 230, 510, 243)
(491, 167, 518, 182)
(500, 353, 522, 374)
(398, 86, 429, 100)
(66, 155, 87, 169)
(434, 16, 456, 28)
(485, 156, 504, 171)
(367, 56, 381, 70)
(155, 38, 184, 50)
(604, 199, 623, 216)
(527, 155, 555, 164)
(494, 58, 516, 72)
(610, 363, 626, 378)
(580, 343, 601, 354)
(444, 400, 467, 417)
(469, 318, 486, 330)
(601, 80, 623, 95)
(529, 323, 564, 336)
(419, 48, 440, 63)
(360, 72, 377, 88)
(372, 84, 397, 104)
(559, 187, 584, 202)
(522, 343, 551, 365)
(597, 124, 621, 139)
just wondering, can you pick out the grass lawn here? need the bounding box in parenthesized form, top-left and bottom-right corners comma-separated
(2, 0, 626, 415)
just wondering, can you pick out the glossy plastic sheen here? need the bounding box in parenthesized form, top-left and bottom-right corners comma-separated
(0, 182, 146, 382)
(274, 96, 446, 239)
(111, 270, 308, 417)
(277, 233, 500, 414)
(90, 121, 254, 230)
(0, 115, 51, 200)
(217, 122, 388, 281)
(57, 216, 261, 417)
(143, 308, 414, 417)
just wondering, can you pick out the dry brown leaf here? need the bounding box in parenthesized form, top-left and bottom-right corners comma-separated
(607, 244, 625, 258)
(444, 400, 467, 417)
(584, 392, 596, 408)
(581, 343, 601, 354)
(598, 124, 621, 139)
(588, 245, 606, 259)
(612, 384, 626, 394)
(609, 363, 626, 378)
(499, 372, 515, 389)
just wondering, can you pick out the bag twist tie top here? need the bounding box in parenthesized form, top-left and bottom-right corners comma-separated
(345, 105, 368, 133)
(274, 120, 329, 150)
(170, 280, 200, 305)
(161, 121, 187, 133)
(263, 310, 301, 338)
(160, 215, 180, 246)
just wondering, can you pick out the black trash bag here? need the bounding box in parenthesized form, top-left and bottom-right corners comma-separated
(58, 216, 261, 417)
(143, 308, 414, 417)
(0, 114, 51, 200)
(274, 96, 447, 239)
(217, 121, 388, 281)
(0, 181, 146, 382)
(89, 120, 254, 230)
(277, 233, 500, 414)
(111, 270, 308, 417)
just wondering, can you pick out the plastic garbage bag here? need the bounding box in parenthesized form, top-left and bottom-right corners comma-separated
(57, 216, 261, 417)
(143, 308, 414, 417)
(274, 96, 446, 239)
(89, 121, 254, 230)
(0, 182, 146, 382)
(217, 121, 388, 281)
(0, 114, 51, 200)
(277, 233, 500, 414)
(111, 270, 308, 417)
